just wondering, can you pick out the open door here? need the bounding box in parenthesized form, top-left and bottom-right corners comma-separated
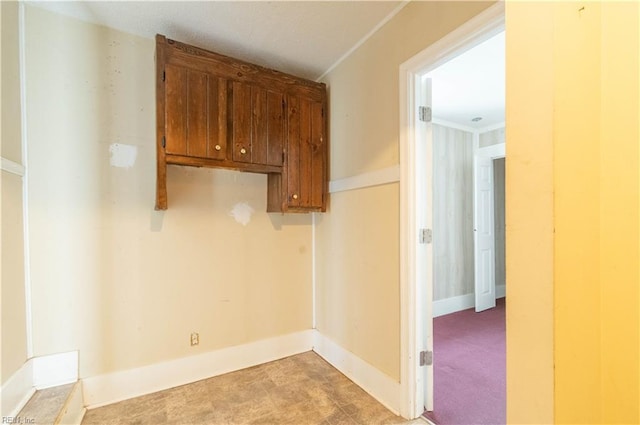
(416, 77, 434, 412)
(473, 144, 504, 312)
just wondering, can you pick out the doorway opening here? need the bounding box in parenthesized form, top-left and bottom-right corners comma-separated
(398, 2, 505, 420)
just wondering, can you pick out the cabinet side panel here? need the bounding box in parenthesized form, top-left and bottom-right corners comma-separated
(299, 98, 312, 207)
(251, 86, 268, 165)
(311, 101, 325, 208)
(287, 96, 301, 207)
(186, 70, 208, 158)
(165, 65, 187, 156)
(232, 81, 252, 163)
(267, 91, 284, 166)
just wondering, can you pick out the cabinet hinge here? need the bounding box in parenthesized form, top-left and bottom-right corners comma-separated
(419, 228, 432, 244)
(162, 70, 166, 82)
(419, 106, 432, 123)
(162, 136, 166, 148)
(419, 350, 433, 367)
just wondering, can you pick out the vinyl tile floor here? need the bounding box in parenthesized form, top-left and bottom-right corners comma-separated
(82, 351, 426, 425)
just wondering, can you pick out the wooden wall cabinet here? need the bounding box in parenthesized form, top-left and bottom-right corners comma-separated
(155, 35, 327, 212)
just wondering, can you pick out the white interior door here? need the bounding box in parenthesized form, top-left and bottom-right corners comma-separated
(417, 77, 434, 412)
(473, 145, 504, 312)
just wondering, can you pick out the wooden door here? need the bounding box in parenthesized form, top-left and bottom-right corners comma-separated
(164, 64, 228, 160)
(232, 82, 284, 166)
(474, 144, 504, 312)
(286, 95, 325, 209)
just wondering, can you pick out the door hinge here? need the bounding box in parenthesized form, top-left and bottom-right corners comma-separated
(419, 228, 432, 244)
(419, 106, 432, 123)
(162, 136, 166, 148)
(420, 350, 433, 367)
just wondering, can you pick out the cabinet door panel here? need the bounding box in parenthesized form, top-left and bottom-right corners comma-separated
(267, 91, 284, 166)
(186, 70, 208, 158)
(285, 95, 325, 210)
(207, 77, 227, 160)
(165, 64, 228, 160)
(165, 65, 187, 155)
(287, 96, 301, 207)
(232, 82, 252, 163)
(298, 98, 312, 206)
(251, 87, 268, 165)
(310, 101, 325, 207)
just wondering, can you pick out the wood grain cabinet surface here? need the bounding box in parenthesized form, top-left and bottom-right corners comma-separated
(155, 34, 327, 213)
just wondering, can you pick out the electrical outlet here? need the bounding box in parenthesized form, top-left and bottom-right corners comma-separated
(190, 332, 199, 346)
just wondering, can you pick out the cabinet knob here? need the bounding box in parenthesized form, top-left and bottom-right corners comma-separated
(215, 144, 221, 151)
(240, 148, 247, 155)
(292, 194, 298, 200)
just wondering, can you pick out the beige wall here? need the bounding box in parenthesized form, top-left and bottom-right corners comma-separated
(316, 1, 495, 382)
(24, 6, 312, 378)
(1, 0, 29, 386)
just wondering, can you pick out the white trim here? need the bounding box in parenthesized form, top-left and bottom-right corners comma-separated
(477, 142, 506, 159)
(477, 122, 506, 134)
(433, 289, 505, 318)
(316, 0, 410, 82)
(0, 361, 35, 418)
(329, 165, 399, 194)
(82, 330, 314, 409)
(55, 382, 86, 425)
(312, 331, 401, 415)
(432, 118, 477, 134)
(0, 158, 25, 176)
(33, 351, 79, 390)
(433, 294, 475, 318)
(19, 0, 34, 360)
(399, 2, 505, 419)
(312, 213, 317, 329)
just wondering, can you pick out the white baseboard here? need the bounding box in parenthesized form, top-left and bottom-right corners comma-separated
(34, 351, 78, 390)
(55, 381, 85, 425)
(312, 330, 401, 415)
(1, 351, 79, 418)
(0, 360, 35, 418)
(433, 293, 474, 317)
(82, 330, 314, 409)
(433, 288, 506, 317)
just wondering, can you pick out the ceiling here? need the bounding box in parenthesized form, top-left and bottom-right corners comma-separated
(426, 31, 505, 130)
(30, 1, 504, 129)
(29, 1, 406, 81)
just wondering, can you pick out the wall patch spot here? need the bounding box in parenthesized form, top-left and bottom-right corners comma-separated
(229, 202, 254, 226)
(109, 143, 137, 168)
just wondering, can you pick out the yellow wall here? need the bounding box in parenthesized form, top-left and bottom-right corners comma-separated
(317, 1, 495, 381)
(1, 0, 29, 387)
(506, 2, 639, 423)
(24, 6, 312, 378)
(504, 3, 555, 422)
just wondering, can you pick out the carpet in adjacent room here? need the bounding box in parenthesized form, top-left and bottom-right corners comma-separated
(425, 298, 505, 425)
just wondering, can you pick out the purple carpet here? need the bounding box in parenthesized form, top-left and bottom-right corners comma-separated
(425, 298, 506, 425)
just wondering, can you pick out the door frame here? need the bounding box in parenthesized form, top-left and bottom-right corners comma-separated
(398, 3, 505, 418)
